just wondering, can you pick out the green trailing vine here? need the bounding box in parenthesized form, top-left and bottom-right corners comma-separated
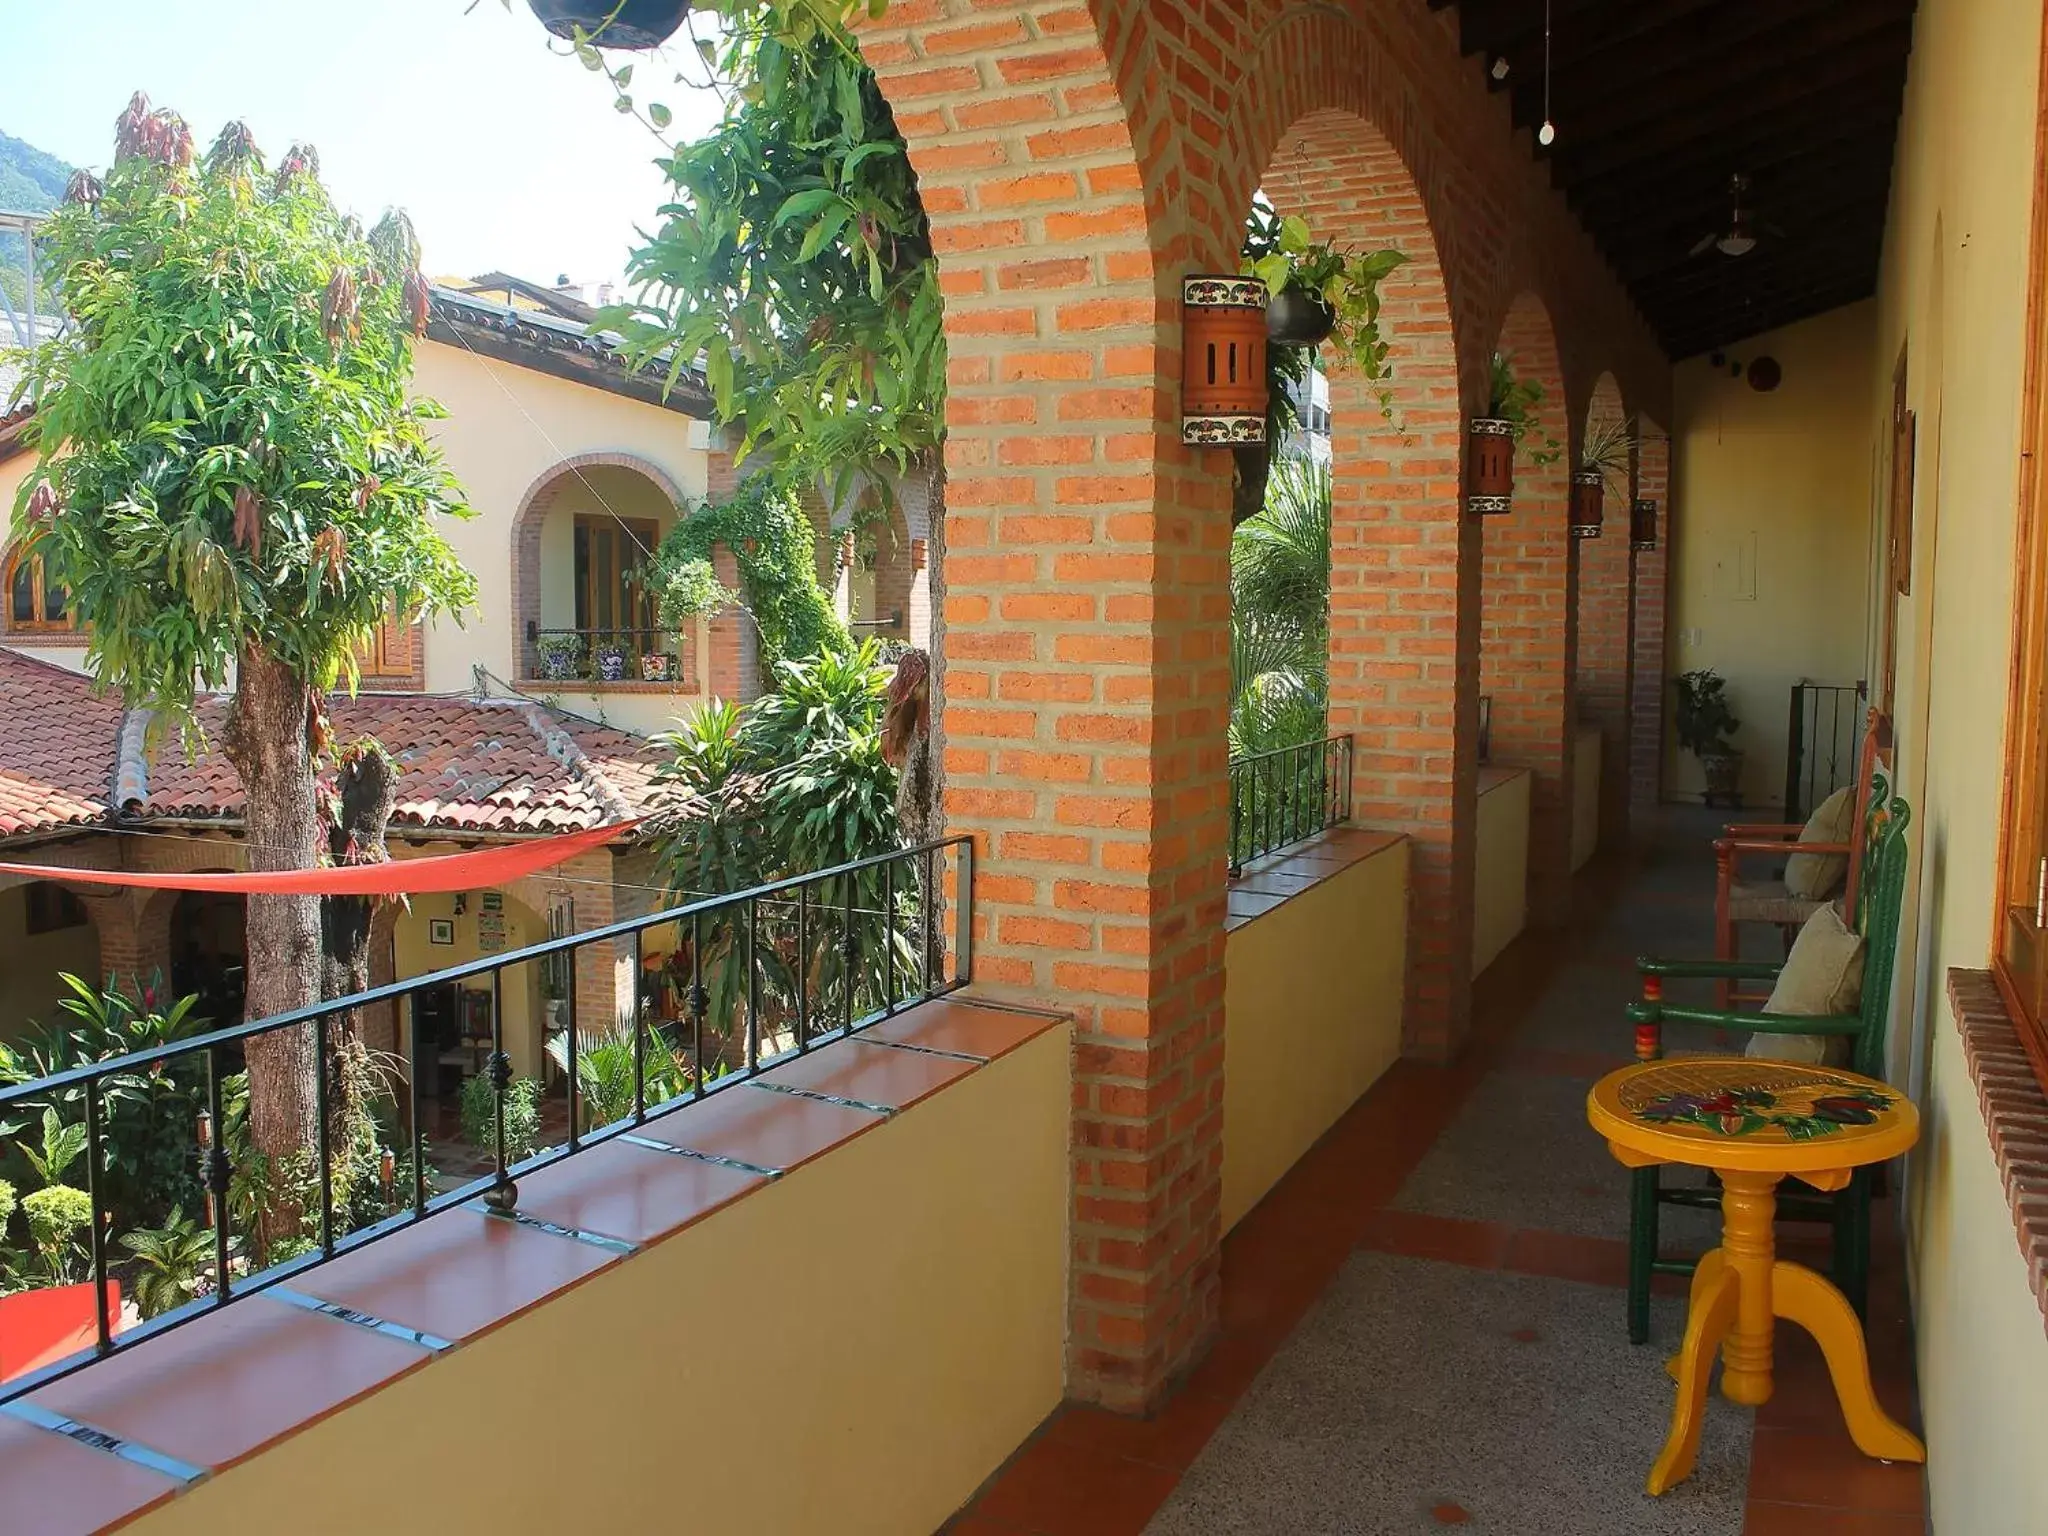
(641, 473, 850, 667)
(1486, 352, 1563, 467)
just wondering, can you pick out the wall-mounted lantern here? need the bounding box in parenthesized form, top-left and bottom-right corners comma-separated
(1466, 418, 1515, 514)
(1630, 498, 1658, 551)
(1568, 469, 1605, 539)
(1181, 275, 1268, 448)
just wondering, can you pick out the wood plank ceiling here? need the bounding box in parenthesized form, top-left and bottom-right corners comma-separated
(1435, 0, 1920, 358)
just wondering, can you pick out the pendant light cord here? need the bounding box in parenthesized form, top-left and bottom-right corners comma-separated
(1540, 0, 1554, 144)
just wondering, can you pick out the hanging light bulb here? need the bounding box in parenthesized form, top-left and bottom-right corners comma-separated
(1537, 0, 1556, 148)
(1538, 120, 1556, 146)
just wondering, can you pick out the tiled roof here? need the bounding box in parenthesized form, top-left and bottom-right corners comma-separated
(0, 648, 660, 843)
(132, 693, 661, 836)
(0, 649, 120, 838)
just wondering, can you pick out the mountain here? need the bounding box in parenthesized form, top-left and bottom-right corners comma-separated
(0, 129, 73, 311)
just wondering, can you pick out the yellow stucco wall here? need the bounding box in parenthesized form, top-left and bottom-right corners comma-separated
(0, 881, 99, 1043)
(1859, 0, 2048, 1528)
(1665, 303, 1877, 808)
(1223, 839, 1409, 1231)
(390, 890, 547, 1084)
(1472, 767, 1530, 978)
(1571, 724, 1600, 872)
(124, 1025, 1070, 1536)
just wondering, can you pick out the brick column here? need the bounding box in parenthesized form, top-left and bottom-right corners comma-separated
(704, 543, 761, 703)
(1575, 377, 1633, 855)
(1481, 298, 1575, 926)
(1631, 429, 1672, 807)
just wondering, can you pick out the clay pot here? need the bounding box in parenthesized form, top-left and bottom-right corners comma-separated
(1266, 286, 1336, 346)
(1569, 469, 1605, 539)
(1698, 749, 1745, 808)
(1467, 417, 1515, 513)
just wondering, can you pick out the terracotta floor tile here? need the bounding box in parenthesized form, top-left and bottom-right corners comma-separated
(27, 1293, 431, 1472)
(969, 1433, 1182, 1534)
(864, 999, 1064, 1062)
(1743, 1502, 1926, 1533)
(1045, 1391, 1239, 1472)
(939, 1512, 1036, 1535)
(1502, 1227, 1630, 1288)
(1746, 1426, 1927, 1514)
(0, 1410, 183, 1535)
(635, 1080, 883, 1172)
(294, 1206, 621, 1345)
(758, 1036, 977, 1110)
(1358, 1209, 1513, 1269)
(511, 1138, 763, 1247)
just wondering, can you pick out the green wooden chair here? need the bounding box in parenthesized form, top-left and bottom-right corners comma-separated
(1620, 778, 1911, 1346)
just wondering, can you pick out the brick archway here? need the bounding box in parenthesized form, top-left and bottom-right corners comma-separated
(506, 451, 688, 677)
(1258, 109, 1477, 1062)
(1631, 419, 1673, 808)
(1482, 291, 1576, 924)
(1575, 371, 1632, 854)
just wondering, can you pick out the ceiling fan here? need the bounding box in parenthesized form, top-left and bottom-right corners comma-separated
(1689, 173, 1784, 259)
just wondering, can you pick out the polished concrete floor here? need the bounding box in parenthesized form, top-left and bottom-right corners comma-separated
(950, 807, 1927, 1536)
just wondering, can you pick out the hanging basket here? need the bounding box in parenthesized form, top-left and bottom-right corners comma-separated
(1266, 286, 1337, 347)
(1630, 498, 1659, 552)
(1569, 470, 1605, 539)
(1467, 417, 1515, 514)
(525, 0, 688, 48)
(1181, 274, 1268, 448)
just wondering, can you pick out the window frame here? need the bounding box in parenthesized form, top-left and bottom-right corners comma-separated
(356, 600, 422, 687)
(572, 514, 659, 637)
(5, 547, 80, 635)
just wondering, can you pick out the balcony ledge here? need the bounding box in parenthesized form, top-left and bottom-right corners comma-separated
(1225, 825, 1405, 932)
(514, 675, 699, 695)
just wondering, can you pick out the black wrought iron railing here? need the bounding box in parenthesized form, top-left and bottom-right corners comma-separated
(1783, 681, 1867, 822)
(0, 836, 971, 1408)
(524, 623, 685, 685)
(1229, 734, 1353, 877)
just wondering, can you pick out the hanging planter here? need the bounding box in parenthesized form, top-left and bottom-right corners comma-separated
(1466, 417, 1516, 514)
(525, 0, 688, 48)
(1631, 498, 1659, 551)
(1180, 274, 1268, 448)
(1266, 285, 1336, 347)
(1569, 469, 1605, 539)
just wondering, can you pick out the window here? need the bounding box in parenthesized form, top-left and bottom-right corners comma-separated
(357, 601, 419, 683)
(1995, 193, 2048, 1094)
(6, 549, 77, 633)
(573, 515, 658, 636)
(24, 882, 87, 936)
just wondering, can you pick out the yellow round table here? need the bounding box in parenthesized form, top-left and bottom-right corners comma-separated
(1587, 1057, 1925, 1495)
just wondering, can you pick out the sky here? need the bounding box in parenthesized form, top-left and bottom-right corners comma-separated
(0, 0, 728, 290)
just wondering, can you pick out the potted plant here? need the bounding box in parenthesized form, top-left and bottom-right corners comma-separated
(595, 636, 631, 682)
(534, 632, 584, 681)
(1571, 414, 1636, 539)
(525, 1, 689, 49)
(1673, 668, 1745, 807)
(641, 647, 675, 683)
(1468, 352, 1563, 514)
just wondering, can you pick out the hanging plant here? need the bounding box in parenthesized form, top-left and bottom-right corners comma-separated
(1571, 414, 1635, 539)
(1468, 352, 1563, 515)
(524, 0, 690, 49)
(1242, 209, 1408, 413)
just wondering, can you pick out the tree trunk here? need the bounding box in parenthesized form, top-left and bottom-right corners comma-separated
(321, 747, 397, 1147)
(222, 647, 323, 1233)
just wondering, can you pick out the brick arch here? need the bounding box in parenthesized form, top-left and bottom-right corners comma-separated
(1575, 371, 1632, 855)
(851, 1, 1216, 1415)
(507, 451, 688, 673)
(1258, 107, 1477, 1062)
(1482, 290, 1576, 923)
(1630, 414, 1674, 809)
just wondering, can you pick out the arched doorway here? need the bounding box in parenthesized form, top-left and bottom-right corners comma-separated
(170, 886, 247, 1027)
(1575, 371, 1632, 856)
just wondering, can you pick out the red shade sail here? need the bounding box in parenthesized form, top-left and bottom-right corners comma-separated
(0, 819, 636, 895)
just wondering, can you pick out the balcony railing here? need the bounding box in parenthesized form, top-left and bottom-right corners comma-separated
(1229, 734, 1353, 877)
(0, 836, 972, 1407)
(1783, 680, 1867, 822)
(524, 623, 687, 685)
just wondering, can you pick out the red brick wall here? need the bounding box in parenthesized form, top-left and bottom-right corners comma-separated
(1481, 295, 1575, 925)
(855, 0, 1671, 1413)
(1575, 374, 1632, 853)
(1631, 428, 1673, 805)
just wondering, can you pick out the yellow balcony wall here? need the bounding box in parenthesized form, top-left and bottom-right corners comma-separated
(1473, 767, 1531, 978)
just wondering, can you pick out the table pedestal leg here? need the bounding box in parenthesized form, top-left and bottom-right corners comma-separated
(1666, 1248, 1727, 1382)
(1772, 1260, 1926, 1464)
(1717, 1170, 1780, 1405)
(1647, 1261, 1738, 1496)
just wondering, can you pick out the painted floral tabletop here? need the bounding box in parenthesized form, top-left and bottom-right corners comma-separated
(1587, 1058, 1918, 1176)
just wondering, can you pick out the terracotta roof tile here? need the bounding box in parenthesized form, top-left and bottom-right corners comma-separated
(0, 650, 119, 838)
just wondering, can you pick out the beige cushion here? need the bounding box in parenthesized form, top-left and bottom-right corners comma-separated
(1784, 785, 1857, 900)
(1747, 901, 1864, 1065)
(1728, 880, 1825, 927)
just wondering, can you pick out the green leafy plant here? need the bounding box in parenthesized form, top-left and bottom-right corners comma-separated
(10, 101, 477, 1188)
(17, 1107, 88, 1191)
(544, 1032, 692, 1132)
(640, 474, 849, 666)
(1231, 455, 1331, 757)
(535, 632, 585, 680)
(1673, 668, 1742, 758)
(458, 1073, 544, 1163)
(1486, 352, 1562, 467)
(22, 1184, 91, 1282)
(1243, 206, 1408, 412)
(117, 1207, 215, 1318)
(1578, 414, 1637, 498)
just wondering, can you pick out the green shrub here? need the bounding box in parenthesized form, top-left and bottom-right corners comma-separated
(458, 1073, 543, 1163)
(23, 1184, 91, 1281)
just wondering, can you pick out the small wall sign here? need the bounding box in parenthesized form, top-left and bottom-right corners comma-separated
(429, 919, 455, 946)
